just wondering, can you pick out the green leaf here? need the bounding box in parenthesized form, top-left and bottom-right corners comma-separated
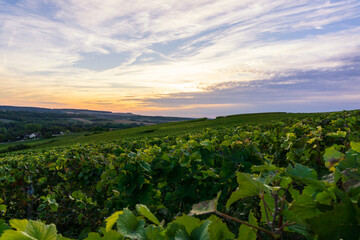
(84, 233, 102, 240)
(190, 220, 211, 240)
(136, 204, 160, 225)
(9, 219, 28, 231)
(315, 191, 332, 205)
(57, 235, 73, 240)
(144, 225, 165, 240)
(323, 146, 345, 169)
(139, 162, 152, 172)
(259, 192, 274, 223)
(238, 211, 258, 240)
(23, 220, 58, 240)
(308, 204, 359, 240)
(116, 209, 145, 239)
(287, 193, 321, 223)
(0, 204, 6, 215)
(0, 220, 10, 236)
(165, 223, 186, 240)
(175, 229, 190, 240)
(207, 215, 235, 240)
(0, 230, 30, 240)
(287, 164, 317, 180)
(172, 215, 201, 234)
(350, 141, 360, 153)
(286, 164, 331, 195)
(286, 224, 311, 240)
(105, 211, 123, 232)
(289, 185, 300, 200)
(280, 176, 292, 189)
(102, 229, 124, 240)
(226, 173, 263, 209)
(283, 187, 322, 225)
(85, 229, 124, 240)
(251, 164, 280, 172)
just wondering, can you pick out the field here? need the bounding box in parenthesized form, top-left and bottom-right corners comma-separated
(0, 110, 359, 239)
(1, 112, 321, 154)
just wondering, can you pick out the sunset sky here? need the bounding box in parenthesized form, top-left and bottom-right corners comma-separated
(1, 0, 360, 117)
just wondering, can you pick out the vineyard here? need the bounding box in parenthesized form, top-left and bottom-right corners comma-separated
(0, 110, 359, 239)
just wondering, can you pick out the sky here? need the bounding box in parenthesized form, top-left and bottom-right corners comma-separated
(0, 0, 360, 117)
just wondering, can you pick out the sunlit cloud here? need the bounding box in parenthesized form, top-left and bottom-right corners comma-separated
(0, 0, 359, 116)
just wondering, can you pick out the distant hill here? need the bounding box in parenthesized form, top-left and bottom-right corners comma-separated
(0, 105, 194, 124)
(0, 105, 111, 114)
(0, 105, 195, 147)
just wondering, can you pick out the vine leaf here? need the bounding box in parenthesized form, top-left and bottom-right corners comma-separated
(116, 209, 145, 239)
(0, 219, 10, 236)
(286, 164, 332, 198)
(175, 229, 191, 240)
(172, 215, 201, 234)
(0, 230, 30, 240)
(207, 215, 235, 240)
(23, 220, 58, 240)
(350, 141, 360, 153)
(144, 225, 165, 240)
(84, 232, 102, 240)
(190, 220, 211, 240)
(226, 173, 263, 209)
(136, 204, 160, 225)
(323, 146, 344, 169)
(9, 219, 28, 231)
(105, 211, 123, 232)
(308, 204, 359, 239)
(238, 210, 258, 240)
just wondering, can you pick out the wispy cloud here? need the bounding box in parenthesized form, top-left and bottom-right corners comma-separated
(138, 58, 360, 117)
(0, 0, 359, 116)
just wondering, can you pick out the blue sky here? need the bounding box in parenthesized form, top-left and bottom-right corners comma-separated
(0, 0, 359, 117)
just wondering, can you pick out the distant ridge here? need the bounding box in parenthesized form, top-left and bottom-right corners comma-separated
(0, 105, 194, 122)
(0, 105, 112, 114)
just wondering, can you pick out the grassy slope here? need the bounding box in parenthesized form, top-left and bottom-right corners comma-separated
(0, 111, 325, 153)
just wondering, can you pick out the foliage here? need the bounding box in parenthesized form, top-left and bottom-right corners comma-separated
(0, 109, 359, 239)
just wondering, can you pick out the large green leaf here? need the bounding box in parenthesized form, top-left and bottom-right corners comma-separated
(323, 146, 344, 169)
(238, 211, 258, 240)
(105, 211, 123, 232)
(144, 225, 165, 240)
(172, 215, 201, 234)
(287, 164, 317, 180)
(102, 229, 125, 240)
(84, 233, 102, 240)
(190, 220, 211, 240)
(165, 223, 186, 240)
(285, 192, 321, 224)
(251, 164, 280, 173)
(226, 172, 263, 208)
(9, 219, 28, 231)
(116, 209, 145, 239)
(85, 228, 124, 240)
(350, 141, 360, 153)
(0, 230, 31, 240)
(286, 164, 330, 194)
(207, 215, 234, 240)
(0, 219, 10, 236)
(136, 204, 160, 225)
(308, 204, 359, 240)
(286, 224, 312, 240)
(23, 220, 58, 240)
(174, 229, 190, 240)
(259, 192, 274, 223)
